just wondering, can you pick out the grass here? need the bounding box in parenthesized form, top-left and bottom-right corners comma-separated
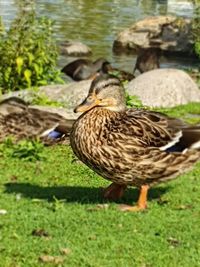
(0, 103, 200, 267)
(155, 102, 200, 124)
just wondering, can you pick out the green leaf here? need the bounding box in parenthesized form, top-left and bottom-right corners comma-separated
(4, 67, 12, 82)
(33, 63, 40, 76)
(28, 53, 34, 65)
(16, 57, 24, 74)
(24, 69, 32, 87)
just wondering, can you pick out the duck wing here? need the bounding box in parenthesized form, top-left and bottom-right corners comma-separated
(109, 108, 200, 152)
(0, 107, 74, 144)
(100, 108, 200, 184)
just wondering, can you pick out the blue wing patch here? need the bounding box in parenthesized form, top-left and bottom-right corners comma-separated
(48, 130, 63, 139)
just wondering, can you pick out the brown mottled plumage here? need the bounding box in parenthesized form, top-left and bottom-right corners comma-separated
(0, 97, 74, 145)
(70, 74, 200, 211)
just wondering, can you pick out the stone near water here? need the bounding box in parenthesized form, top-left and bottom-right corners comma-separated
(2, 69, 199, 115)
(60, 40, 92, 56)
(2, 80, 92, 119)
(126, 68, 200, 107)
(113, 16, 194, 56)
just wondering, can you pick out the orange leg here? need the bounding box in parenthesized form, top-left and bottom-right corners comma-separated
(103, 183, 127, 201)
(119, 185, 149, 212)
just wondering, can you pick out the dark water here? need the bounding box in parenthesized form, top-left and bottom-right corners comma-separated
(0, 0, 198, 73)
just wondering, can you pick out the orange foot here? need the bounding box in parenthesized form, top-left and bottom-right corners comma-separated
(103, 183, 127, 201)
(118, 185, 149, 212)
(118, 204, 147, 212)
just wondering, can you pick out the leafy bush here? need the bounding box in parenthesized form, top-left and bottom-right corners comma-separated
(192, 4, 200, 59)
(0, 2, 63, 93)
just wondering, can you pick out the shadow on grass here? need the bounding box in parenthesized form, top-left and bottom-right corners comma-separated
(4, 182, 170, 204)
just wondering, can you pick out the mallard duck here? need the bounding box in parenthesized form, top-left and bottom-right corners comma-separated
(101, 61, 135, 82)
(133, 48, 160, 74)
(0, 97, 74, 144)
(62, 58, 135, 83)
(70, 74, 200, 211)
(61, 58, 107, 81)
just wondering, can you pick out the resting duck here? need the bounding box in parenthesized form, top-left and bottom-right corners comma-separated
(133, 48, 160, 74)
(70, 74, 200, 211)
(0, 97, 74, 144)
(61, 58, 107, 81)
(61, 58, 135, 82)
(101, 61, 135, 82)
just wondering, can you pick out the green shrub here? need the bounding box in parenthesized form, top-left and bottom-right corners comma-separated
(192, 4, 200, 59)
(0, 2, 63, 93)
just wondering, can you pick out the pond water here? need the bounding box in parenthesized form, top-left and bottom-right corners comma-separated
(0, 0, 198, 73)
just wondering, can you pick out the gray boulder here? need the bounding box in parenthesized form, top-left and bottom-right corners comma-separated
(113, 16, 193, 55)
(38, 80, 91, 111)
(60, 40, 92, 56)
(126, 68, 200, 107)
(2, 69, 199, 118)
(30, 105, 77, 120)
(2, 80, 92, 119)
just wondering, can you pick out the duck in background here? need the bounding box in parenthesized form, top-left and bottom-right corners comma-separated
(133, 48, 161, 74)
(101, 61, 135, 82)
(70, 74, 200, 211)
(61, 58, 107, 81)
(61, 57, 135, 83)
(0, 97, 74, 145)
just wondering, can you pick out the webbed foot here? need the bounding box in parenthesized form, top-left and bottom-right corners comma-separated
(118, 203, 147, 212)
(118, 185, 149, 212)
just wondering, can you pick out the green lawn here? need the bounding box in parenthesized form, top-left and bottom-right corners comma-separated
(0, 104, 200, 267)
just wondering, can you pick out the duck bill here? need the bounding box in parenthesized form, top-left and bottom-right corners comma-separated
(74, 97, 100, 113)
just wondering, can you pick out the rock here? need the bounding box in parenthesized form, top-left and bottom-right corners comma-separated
(31, 105, 78, 120)
(126, 68, 200, 107)
(2, 69, 199, 116)
(39, 80, 91, 109)
(2, 80, 92, 119)
(60, 40, 92, 56)
(113, 16, 194, 56)
(38, 80, 92, 115)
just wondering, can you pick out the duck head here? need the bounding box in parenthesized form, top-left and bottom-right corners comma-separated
(74, 74, 126, 113)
